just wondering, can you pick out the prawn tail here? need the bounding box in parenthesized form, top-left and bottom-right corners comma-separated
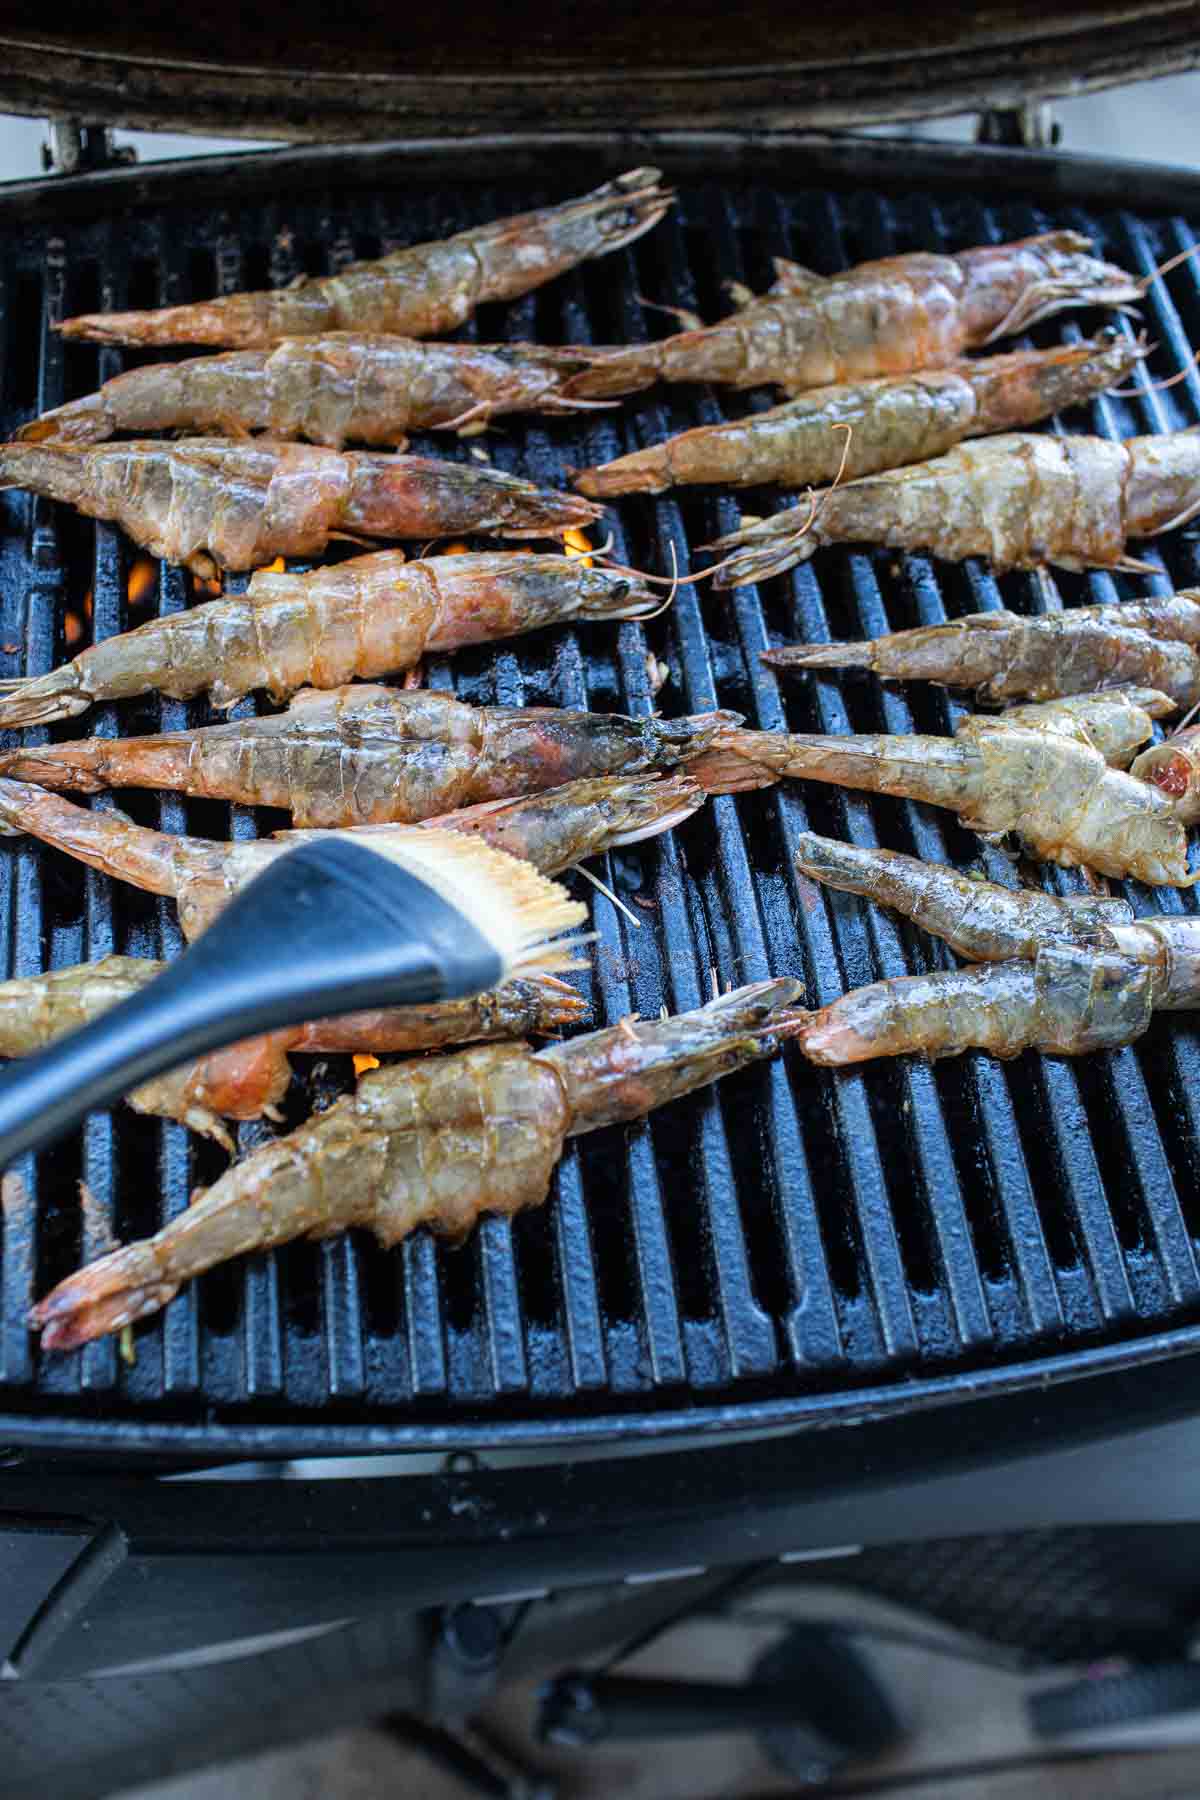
(0, 777, 184, 897)
(761, 641, 873, 673)
(0, 664, 90, 728)
(31, 1242, 177, 1351)
(572, 446, 671, 498)
(14, 390, 113, 445)
(560, 343, 665, 402)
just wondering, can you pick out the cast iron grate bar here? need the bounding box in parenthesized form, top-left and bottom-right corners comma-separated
(0, 161, 1198, 1439)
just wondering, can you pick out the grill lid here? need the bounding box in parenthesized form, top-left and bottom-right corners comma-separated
(0, 3, 1197, 142)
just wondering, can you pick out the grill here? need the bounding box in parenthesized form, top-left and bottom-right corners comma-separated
(4, 140, 1200, 1454)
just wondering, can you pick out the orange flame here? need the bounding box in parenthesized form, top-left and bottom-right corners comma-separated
(63, 612, 84, 648)
(352, 1054, 381, 1076)
(563, 527, 593, 568)
(127, 558, 156, 607)
(438, 542, 471, 557)
(264, 556, 286, 574)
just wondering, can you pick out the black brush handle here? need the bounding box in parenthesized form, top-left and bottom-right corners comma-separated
(0, 839, 501, 1169)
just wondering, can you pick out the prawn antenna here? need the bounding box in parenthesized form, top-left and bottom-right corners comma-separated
(1136, 242, 1200, 294)
(696, 422, 855, 586)
(597, 539, 689, 609)
(1109, 347, 1200, 398)
(636, 295, 704, 332)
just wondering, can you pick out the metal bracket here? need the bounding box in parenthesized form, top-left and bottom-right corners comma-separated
(976, 104, 1061, 150)
(41, 122, 137, 176)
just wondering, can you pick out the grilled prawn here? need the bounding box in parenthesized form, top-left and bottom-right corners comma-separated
(707, 429, 1200, 587)
(766, 591, 1200, 709)
(793, 830, 1134, 964)
(573, 334, 1141, 497)
(31, 979, 802, 1351)
(0, 956, 586, 1149)
(0, 771, 704, 939)
(0, 551, 657, 726)
(0, 688, 737, 829)
(57, 170, 672, 348)
(565, 232, 1140, 400)
(797, 945, 1156, 1065)
(956, 687, 1174, 767)
(792, 831, 1200, 1064)
(0, 440, 600, 577)
(710, 722, 1196, 884)
(21, 336, 609, 449)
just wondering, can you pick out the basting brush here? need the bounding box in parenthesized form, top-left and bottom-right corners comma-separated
(0, 832, 585, 1169)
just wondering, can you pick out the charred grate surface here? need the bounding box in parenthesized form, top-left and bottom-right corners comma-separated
(1, 159, 1200, 1444)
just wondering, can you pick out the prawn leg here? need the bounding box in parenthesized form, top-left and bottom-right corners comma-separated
(57, 171, 673, 347)
(32, 980, 800, 1349)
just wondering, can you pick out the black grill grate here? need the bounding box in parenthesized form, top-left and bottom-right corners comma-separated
(2, 153, 1200, 1447)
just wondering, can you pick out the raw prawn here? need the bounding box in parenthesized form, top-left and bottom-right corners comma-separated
(0, 688, 735, 829)
(955, 687, 1175, 768)
(565, 232, 1141, 400)
(57, 170, 672, 348)
(0, 770, 704, 939)
(21, 336, 611, 449)
(0, 956, 586, 1149)
(792, 831, 1200, 1064)
(793, 830, 1134, 964)
(572, 333, 1141, 497)
(31, 978, 803, 1350)
(707, 428, 1200, 587)
(765, 590, 1200, 708)
(0, 440, 600, 577)
(0, 551, 659, 726)
(707, 722, 1196, 884)
(797, 945, 1156, 1065)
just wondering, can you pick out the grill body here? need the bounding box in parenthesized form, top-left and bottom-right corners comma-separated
(2, 137, 1200, 1455)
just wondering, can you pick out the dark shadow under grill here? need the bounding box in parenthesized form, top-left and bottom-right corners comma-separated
(2, 145, 1200, 1451)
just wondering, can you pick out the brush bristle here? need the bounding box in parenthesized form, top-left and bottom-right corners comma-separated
(366, 829, 588, 977)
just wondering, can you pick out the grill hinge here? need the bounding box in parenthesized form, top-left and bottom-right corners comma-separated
(41, 121, 137, 176)
(976, 103, 1061, 150)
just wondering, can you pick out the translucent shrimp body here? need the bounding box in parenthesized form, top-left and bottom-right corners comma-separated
(0, 440, 600, 577)
(0, 771, 701, 939)
(709, 429, 1200, 587)
(573, 334, 1142, 497)
(957, 687, 1175, 768)
(31, 980, 802, 1350)
(798, 946, 1155, 1065)
(21, 336, 607, 449)
(715, 723, 1195, 884)
(766, 591, 1200, 708)
(0, 552, 659, 726)
(566, 232, 1141, 400)
(57, 170, 673, 348)
(0, 689, 732, 829)
(793, 831, 1134, 964)
(1132, 726, 1200, 824)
